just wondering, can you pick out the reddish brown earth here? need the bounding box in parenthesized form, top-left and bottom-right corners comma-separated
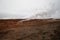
(0, 19, 60, 40)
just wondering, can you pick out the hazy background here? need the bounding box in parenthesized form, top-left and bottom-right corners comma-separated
(0, 0, 60, 19)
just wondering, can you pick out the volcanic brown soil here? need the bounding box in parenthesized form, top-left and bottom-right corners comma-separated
(0, 19, 60, 40)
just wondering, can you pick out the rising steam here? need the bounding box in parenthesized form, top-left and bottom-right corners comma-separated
(0, 0, 60, 19)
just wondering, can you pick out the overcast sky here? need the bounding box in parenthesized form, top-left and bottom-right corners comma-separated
(0, 0, 60, 19)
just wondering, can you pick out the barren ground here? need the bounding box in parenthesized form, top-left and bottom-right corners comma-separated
(0, 19, 60, 40)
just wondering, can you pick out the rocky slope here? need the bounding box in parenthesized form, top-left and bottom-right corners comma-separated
(0, 19, 60, 40)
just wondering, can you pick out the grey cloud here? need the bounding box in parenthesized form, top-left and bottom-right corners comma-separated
(0, 0, 60, 19)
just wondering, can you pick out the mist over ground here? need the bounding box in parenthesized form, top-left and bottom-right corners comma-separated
(0, 0, 60, 19)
